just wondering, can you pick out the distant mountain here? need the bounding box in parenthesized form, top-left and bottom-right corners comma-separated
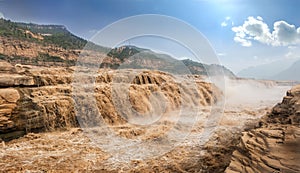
(238, 58, 299, 80)
(272, 59, 300, 81)
(107, 46, 236, 77)
(182, 59, 236, 78)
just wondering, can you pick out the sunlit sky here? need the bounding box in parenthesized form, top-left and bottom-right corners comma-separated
(1, 0, 300, 73)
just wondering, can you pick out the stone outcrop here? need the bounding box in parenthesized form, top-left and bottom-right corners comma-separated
(0, 88, 20, 132)
(0, 61, 76, 140)
(226, 85, 300, 173)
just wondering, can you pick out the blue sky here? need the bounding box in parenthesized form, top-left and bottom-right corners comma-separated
(0, 0, 300, 73)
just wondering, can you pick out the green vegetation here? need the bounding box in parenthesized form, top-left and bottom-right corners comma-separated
(37, 53, 64, 62)
(0, 53, 75, 67)
(107, 46, 141, 61)
(181, 59, 208, 75)
(43, 33, 87, 49)
(0, 19, 32, 40)
(16, 22, 68, 35)
(0, 18, 88, 50)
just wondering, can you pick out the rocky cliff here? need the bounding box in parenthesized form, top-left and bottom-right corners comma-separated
(226, 85, 300, 173)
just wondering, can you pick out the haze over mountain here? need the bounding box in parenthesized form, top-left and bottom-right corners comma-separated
(238, 58, 300, 81)
(272, 59, 300, 81)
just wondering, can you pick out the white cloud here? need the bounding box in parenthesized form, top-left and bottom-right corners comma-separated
(221, 21, 228, 27)
(272, 21, 299, 46)
(221, 16, 234, 27)
(233, 36, 252, 47)
(285, 45, 300, 59)
(257, 16, 263, 21)
(232, 16, 300, 47)
(217, 52, 227, 56)
(288, 45, 297, 49)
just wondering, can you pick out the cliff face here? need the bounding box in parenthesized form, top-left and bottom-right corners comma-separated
(226, 85, 300, 173)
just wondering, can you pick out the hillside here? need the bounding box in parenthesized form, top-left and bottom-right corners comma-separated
(0, 18, 108, 66)
(0, 18, 236, 77)
(0, 18, 87, 49)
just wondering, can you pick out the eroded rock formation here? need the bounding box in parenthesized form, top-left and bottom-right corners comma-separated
(226, 85, 300, 173)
